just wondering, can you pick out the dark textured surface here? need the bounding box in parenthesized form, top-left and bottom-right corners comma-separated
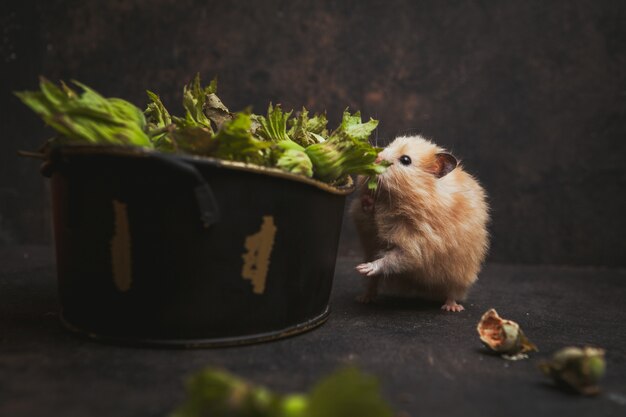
(2, 0, 626, 266)
(1, 246, 626, 417)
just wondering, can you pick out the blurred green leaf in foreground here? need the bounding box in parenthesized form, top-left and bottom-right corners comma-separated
(171, 367, 395, 417)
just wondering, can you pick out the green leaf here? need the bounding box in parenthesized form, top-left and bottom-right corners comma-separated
(144, 90, 174, 148)
(305, 110, 386, 186)
(109, 98, 147, 130)
(305, 140, 383, 183)
(276, 139, 305, 153)
(306, 368, 393, 417)
(70, 80, 113, 111)
(177, 73, 214, 131)
(306, 113, 328, 136)
(60, 81, 78, 98)
(257, 103, 293, 142)
(170, 369, 282, 417)
(276, 148, 313, 177)
(16, 78, 153, 148)
(170, 367, 394, 417)
(287, 108, 328, 147)
(332, 109, 378, 142)
(305, 141, 344, 182)
(145, 90, 172, 128)
(39, 77, 68, 107)
(211, 113, 271, 164)
(279, 395, 308, 417)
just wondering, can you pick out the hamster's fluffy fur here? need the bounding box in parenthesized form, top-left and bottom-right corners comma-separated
(350, 135, 489, 311)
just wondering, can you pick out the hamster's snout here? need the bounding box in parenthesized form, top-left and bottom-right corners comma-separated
(375, 153, 389, 164)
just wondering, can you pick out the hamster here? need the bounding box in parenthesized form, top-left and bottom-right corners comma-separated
(350, 135, 489, 312)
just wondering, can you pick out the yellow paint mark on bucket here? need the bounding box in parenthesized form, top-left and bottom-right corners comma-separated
(111, 200, 132, 292)
(241, 216, 277, 294)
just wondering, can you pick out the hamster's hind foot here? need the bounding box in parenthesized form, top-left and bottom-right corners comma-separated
(441, 299, 465, 312)
(356, 276, 380, 304)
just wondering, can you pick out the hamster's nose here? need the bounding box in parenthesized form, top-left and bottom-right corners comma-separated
(375, 154, 390, 164)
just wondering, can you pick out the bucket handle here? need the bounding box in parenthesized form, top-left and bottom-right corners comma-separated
(148, 153, 220, 229)
(25, 148, 220, 229)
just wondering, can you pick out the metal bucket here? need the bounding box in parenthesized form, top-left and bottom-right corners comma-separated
(43, 146, 353, 347)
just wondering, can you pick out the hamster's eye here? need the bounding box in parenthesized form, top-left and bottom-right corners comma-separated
(399, 155, 412, 166)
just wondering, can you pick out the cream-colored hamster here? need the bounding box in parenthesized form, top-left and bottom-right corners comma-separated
(350, 135, 489, 312)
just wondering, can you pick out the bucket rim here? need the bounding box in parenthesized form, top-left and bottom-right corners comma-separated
(47, 145, 356, 196)
(59, 306, 331, 348)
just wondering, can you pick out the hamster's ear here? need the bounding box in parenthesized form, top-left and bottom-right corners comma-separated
(431, 152, 457, 178)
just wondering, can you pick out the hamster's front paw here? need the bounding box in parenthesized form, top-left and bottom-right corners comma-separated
(355, 261, 381, 277)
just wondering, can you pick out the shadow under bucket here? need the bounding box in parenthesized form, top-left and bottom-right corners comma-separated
(44, 146, 354, 347)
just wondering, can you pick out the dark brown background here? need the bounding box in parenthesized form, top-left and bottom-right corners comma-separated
(2, 0, 625, 266)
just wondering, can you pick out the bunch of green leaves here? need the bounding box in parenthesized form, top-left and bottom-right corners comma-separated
(18, 74, 388, 187)
(146, 74, 218, 154)
(172, 73, 217, 131)
(171, 367, 394, 417)
(16, 77, 153, 148)
(288, 108, 328, 147)
(257, 103, 293, 143)
(210, 112, 271, 165)
(144, 90, 174, 150)
(145, 74, 257, 158)
(305, 110, 388, 188)
(255, 104, 314, 177)
(145, 91, 172, 132)
(170, 368, 282, 417)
